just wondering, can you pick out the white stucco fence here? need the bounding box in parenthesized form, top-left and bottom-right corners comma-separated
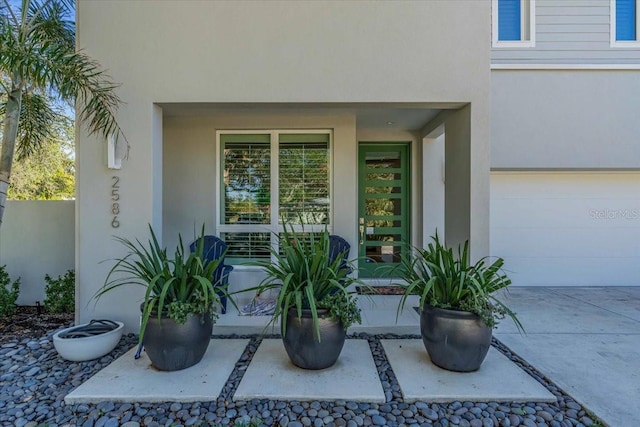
(0, 200, 75, 305)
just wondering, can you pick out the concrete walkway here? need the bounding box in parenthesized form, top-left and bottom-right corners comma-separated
(495, 286, 640, 427)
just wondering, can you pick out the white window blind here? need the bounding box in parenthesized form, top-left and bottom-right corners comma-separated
(218, 131, 332, 264)
(617, 0, 637, 41)
(279, 134, 329, 225)
(221, 134, 271, 225)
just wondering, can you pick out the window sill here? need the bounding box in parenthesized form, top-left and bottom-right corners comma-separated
(610, 41, 640, 48)
(492, 40, 536, 48)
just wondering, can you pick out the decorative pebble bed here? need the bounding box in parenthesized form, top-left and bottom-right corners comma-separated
(0, 332, 606, 427)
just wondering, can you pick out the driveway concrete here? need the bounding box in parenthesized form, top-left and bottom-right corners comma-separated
(495, 287, 640, 427)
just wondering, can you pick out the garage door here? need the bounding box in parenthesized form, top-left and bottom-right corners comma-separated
(491, 172, 640, 286)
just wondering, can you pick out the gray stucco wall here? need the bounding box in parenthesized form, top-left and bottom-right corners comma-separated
(77, 0, 492, 331)
(491, 69, 640, 169)
(492, 0, 640, 65)
(0, 201, 75, 305)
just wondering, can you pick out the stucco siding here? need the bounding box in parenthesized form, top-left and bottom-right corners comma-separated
(0, 201, 75, 305)
(78, 1, 491, 103)
(491, 69, 640, 169)
(77, 0, 491, 330)
(492, 0, 640, 65)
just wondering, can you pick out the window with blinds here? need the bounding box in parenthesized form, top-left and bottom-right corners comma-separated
(279, 134, 329, 225)
(222, 134, 271, 225)
(616, 0, 637, 41)
(220, 232, 271, 264)
(218, 131, 332, 264)
(493, 0, 534, 46)
(498, 0, 522, 41)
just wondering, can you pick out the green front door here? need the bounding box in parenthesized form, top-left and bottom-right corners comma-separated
(358, 143, 410, 278)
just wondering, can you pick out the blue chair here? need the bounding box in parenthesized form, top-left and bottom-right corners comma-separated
(329, 234, 352, 279)
(189, 235, 233, 314)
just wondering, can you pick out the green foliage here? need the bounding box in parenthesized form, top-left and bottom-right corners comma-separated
(319, 292, 361, 329)
(44, 270, 75, 313)
(0, 0, 124, 140)
(395, 233, 523, 332)
(0, 265, 20, 317)
(98, 225, 230, 344)
(247, 224, 362, 340)
(0, 0, 125, 226)
(8, 115, 74, 200)
(232, 418, 262, 427)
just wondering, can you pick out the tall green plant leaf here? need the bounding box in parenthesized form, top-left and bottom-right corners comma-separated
(393, 232, 523, 332)
(96, 224, 232, 344)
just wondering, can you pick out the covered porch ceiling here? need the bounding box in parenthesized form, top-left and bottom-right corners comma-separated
(159, 102, 466, 133)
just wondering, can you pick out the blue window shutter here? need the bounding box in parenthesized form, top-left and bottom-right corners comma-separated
(617, 0, 637, 41)
(498, 0, 522, 41)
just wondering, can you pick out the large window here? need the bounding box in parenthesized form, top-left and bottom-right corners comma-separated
(218, 131, 331, 264)
(611, 0, 640, 46)
(493, 0, 535, 47)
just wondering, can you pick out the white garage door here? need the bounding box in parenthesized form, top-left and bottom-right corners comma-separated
(491, 172, 640, 286)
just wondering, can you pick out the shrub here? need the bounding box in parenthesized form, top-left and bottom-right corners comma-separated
(0, 265, 20, 317)
(44, 270, 75, 314)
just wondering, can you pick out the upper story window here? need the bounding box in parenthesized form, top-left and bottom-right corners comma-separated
(492, 0, 536, 48)
(611, 0, 640, 46)
(217, 130, 331, 264)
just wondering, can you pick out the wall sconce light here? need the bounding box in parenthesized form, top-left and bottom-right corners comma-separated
(107, 134, 122, 170)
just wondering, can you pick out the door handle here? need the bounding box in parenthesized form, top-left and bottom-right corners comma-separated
(359, 217, 365, 245)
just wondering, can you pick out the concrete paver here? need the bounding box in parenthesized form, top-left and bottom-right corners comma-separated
(65, 339, 249, 404)
(382, 339, 555, 403)
(233, 339, 385, 402)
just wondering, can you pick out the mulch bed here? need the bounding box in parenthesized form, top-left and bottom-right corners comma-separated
(0, 305, 73, 343)
(356, 285, 406, 295)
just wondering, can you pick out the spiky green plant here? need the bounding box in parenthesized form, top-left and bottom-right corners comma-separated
(395, 233, 523, 331)
(246, 224, 361, 340)
(0, 0, 125, 227)
(96, 225, 230, 345)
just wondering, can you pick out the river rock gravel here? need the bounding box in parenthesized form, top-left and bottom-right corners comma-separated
(0, 330, 606, 427)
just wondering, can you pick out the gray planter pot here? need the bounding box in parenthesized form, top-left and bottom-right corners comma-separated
(282, 308, 346, 370)
(420, 305, 492, 372)
(143, 312, 213, 371)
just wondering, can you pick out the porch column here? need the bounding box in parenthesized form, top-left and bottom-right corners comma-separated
(422, 132, 445, 246)
(76, 99, 163, 333)
(444, 104, 490, 259)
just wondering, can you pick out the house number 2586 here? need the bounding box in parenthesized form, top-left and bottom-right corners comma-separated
(111, 176, 120, 228)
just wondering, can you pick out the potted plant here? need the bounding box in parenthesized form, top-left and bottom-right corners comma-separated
(96, 225, 229, 371)
(248, 225, 362, 370)
(395, 233, 523, 372)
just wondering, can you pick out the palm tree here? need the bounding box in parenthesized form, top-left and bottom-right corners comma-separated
(0, 0, 124, 227)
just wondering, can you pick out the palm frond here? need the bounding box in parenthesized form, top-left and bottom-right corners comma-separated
(1, 0, 126, 152)
(14, 91, 57, 159)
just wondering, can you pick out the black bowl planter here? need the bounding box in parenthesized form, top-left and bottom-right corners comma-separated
(420, 305, 492, 372)
(282, 308, 346, 370)
(143, 312, 213, 371)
